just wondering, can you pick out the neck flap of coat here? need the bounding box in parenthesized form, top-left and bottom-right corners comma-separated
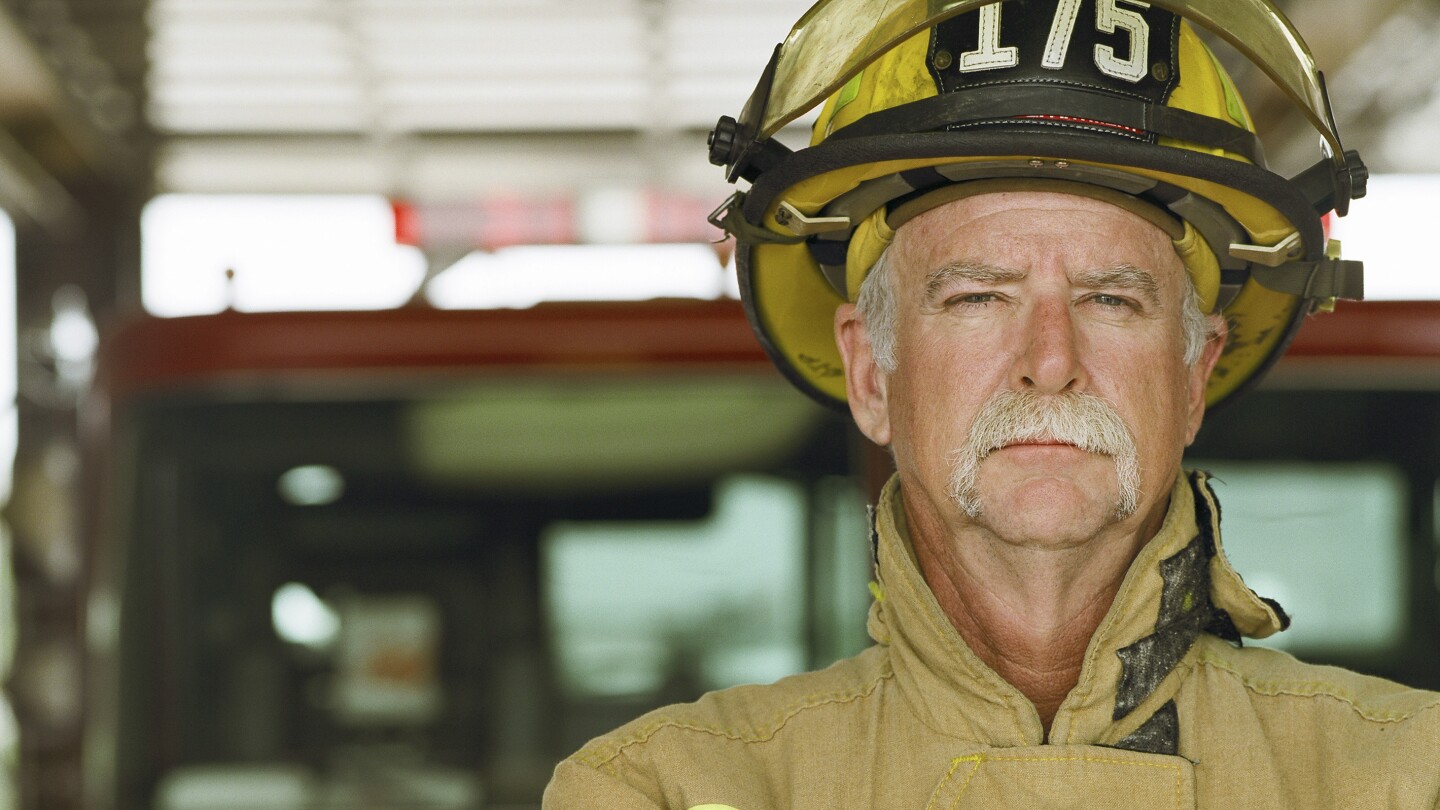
(866, 469, 1289, 752)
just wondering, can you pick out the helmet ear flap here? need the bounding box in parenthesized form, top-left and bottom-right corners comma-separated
(845, 212, 896, 302)
(1173, 222, 1222, 314)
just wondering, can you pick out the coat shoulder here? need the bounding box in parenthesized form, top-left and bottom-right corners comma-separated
(1192, 634, 1440, 724)
(567, 644, 893, 772)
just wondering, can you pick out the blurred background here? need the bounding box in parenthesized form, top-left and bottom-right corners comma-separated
(0, 0, 1432, 807)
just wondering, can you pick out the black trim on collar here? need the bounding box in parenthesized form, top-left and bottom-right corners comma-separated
(1114, 699, 1180, 756)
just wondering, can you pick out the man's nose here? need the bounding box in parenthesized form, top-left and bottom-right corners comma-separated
(1016, 298, 1084, 394)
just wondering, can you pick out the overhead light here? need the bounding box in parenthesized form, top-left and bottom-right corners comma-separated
(277, 464, 345, 507)
(425, 243, 735, 310)
(271, 583, 340, 650)
(141, 194, 424, 317)
(49, 286, 98, 380)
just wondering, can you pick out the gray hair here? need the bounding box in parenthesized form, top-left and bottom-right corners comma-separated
(853, 247, 1216, 373)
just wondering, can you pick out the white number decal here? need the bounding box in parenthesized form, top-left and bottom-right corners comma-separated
(1094, 0, 1151, 82)
(959, 3, 1019, 72)
(959, 0, 1152, 82)
(1041, 0, 1084, 69)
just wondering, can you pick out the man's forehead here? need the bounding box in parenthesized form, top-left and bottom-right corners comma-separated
(899, 189, 1175, 236)
(892, 189, 1187, 280)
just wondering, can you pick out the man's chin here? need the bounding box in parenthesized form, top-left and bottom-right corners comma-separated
(947, 443, 1140, 522)
(962, 479, 1131, 546)
(956, 464, 1133, 534)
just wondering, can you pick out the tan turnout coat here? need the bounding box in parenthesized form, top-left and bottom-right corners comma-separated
(545, 471, 1440, 808)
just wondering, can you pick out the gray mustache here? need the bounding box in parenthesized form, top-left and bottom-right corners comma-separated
(947, 390, 1140, 519)
(969, 390, 1135, 458)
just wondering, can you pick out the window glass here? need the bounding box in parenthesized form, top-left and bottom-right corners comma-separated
(543, 475, 807, 699)
(1191, 462, 1408, 654)
(1329, 174, 1440, 300)
(808, 475, 872, 666)
(142, 194, 427, 316)
(141, 194, 742, 317)
(0, 213, 13, 503)
(0, 212, 17, 810)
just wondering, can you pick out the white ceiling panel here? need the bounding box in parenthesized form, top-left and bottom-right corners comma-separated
(147, 0, 815, 138)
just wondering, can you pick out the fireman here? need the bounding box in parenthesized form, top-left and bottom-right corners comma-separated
(546, 1, 1439, 806)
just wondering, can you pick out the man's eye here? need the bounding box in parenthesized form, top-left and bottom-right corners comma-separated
(1091, 294, 1133, 308)
(949, 293, 998, 306)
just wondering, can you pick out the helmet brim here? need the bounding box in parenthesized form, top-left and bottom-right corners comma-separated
(737, 130, 1321, 412)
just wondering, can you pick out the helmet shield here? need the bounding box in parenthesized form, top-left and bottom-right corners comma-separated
(757, 0, 1344, 167)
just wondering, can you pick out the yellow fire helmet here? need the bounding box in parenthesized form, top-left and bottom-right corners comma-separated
(707, 0, 1366, 411)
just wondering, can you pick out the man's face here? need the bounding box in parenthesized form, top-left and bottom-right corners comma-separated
(837, 190, 1222, 547)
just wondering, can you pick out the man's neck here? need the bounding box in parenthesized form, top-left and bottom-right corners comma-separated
(903, 489, 1171, 733)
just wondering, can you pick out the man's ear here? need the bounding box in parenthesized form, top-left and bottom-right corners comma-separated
(835, 303, 893, 447)
(1184, 313, 1228, 445)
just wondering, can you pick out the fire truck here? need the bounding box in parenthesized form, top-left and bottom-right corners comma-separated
(82, 299, 1440, 809)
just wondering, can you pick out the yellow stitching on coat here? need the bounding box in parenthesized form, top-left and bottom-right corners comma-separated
(1196, 650, 1440, 723)
(947, 756, 984, 810)
(573, 658, 896, 769)
(946, 755, 1184, 808)
(923, 756, 978, 810)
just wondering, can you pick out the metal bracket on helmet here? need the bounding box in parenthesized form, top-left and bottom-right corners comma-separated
(1229, 232, 1303, 268)
(774, 202, 851, 236)
(1250, 254, 1364, 301)
(1236, 227, 1362, 302)
(708, 192, 806, 246)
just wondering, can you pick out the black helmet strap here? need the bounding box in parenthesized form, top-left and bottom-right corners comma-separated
(826, 83, 1264, 168)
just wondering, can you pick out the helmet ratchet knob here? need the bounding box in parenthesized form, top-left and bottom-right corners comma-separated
(709, 116, 740, 167)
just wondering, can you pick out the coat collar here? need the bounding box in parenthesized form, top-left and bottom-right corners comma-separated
(866, 469, 1287, 749)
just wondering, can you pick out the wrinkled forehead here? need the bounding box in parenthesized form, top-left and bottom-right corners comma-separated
(889, 189, 1189, 287)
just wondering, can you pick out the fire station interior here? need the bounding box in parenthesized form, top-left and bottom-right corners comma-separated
(0, 1, 1438, 808)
